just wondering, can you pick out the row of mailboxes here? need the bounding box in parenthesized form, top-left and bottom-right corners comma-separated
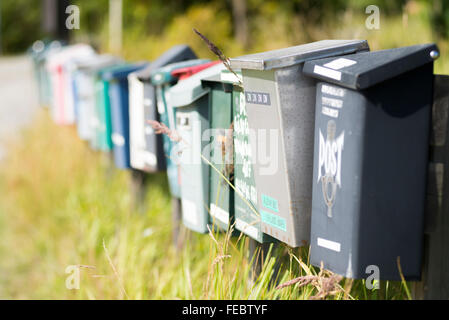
(228, 41, 438, 280)
(30, 39, 440, 281)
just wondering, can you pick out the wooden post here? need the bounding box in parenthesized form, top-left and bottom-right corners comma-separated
(42, 0, 69, 41)
(109, 0, 123, 55)
(412, 75, 449, 299)
(130, 169, 148, 213)
(172, 197, 184, 251)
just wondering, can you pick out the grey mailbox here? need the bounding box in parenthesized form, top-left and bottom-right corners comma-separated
(229, 40, 369, 247)
(302, 43, 439, 280)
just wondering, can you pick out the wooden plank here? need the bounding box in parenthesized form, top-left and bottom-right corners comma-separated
(412, 75, 449, 299)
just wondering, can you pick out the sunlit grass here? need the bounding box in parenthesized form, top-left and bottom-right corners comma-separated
(0, 111, 409, 300)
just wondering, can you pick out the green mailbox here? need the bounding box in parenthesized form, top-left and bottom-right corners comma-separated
(169, 63, 225, 233)
(150, 59, 211, 198)
(92, 63, 126, 151)
(201, 70, 239, 232)
(227, 70, 276, 243)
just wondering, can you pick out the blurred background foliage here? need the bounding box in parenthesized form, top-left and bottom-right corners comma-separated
(1, 0, 449, 58)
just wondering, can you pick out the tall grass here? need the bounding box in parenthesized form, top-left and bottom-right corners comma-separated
(0, 112, 409, 300)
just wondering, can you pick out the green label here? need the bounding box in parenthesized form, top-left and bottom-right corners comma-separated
(261, 210, 286, 232)
(261, 194, 279, 212)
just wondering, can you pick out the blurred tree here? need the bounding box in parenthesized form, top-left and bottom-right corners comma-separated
(42, 0, 70, 41)
(431, 0, 449, 39)
(1, 0, 43, 53)
(230, 0, 248, 48)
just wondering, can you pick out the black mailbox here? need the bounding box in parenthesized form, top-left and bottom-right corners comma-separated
(303, 44, 439, 280)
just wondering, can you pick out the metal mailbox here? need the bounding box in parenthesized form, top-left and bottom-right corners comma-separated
(201, 70, 239, 232)
(129, 45, 198, 173)
(102, 63, 149, 169)
(229, 40, 369, 247)
(72, 55, 121, 141)
(169, 62, 225, 233)
(46, 44, 96, 125)
(302, 44, 439, 280)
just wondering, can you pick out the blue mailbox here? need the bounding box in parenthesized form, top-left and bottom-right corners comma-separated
(101, 62, 149, 169)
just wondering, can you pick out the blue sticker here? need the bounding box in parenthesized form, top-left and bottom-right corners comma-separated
(261, 210, 286, 232)
(261, 194, 279, 212)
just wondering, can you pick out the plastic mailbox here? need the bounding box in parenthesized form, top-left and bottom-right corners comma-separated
(229, 40, 369, 247)
(129, 45, 198, 173)
(102, 63, 149, 169)
(302, 44, 439, 280)
(31, 40, 65, 107)
(149, 59, 213, 198)
(46, 44, 96, 125)
(72, 55, 121, 141)
(200, 69, 240, 232)
(92, 63, 127, 151)
(214, 70, 273, 243)
(169, 62, 224, 233)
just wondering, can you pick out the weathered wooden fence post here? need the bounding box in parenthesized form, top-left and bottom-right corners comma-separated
(130, 169, 148, 213)
(412, 74, 449, 299)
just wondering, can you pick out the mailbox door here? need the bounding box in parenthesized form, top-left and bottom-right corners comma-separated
(109, 79, 131, 169)
(129, 75, 147, 169)
(177, 96, 210, 233)
(157, 84, 182, 198)
(310, 64, 433, 280)
(143, 83, 160, 171)
(74, 71, 95, 141)
(94, 79, 113, 151)
(233, 86, 275, 243)
(63, 64, 77, 125)
(242, 67, 314, 247)
(209, 83, 234, 231)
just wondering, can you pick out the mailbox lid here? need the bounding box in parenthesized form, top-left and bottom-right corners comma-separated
(303, 43, 439, 90)
(46, 44, 96, 71)
(202, 69, 242, 88)
(150, 59, 211, 85)
(101, 62, 149, 81)
(136, 45, 197, 81)
(74, 54, 122, 73)
(229, 40, 369, 71)
(169, 63, 226, 108)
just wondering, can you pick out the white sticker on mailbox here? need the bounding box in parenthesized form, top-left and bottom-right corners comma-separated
(236, 218, 259, 240)
(182, 199, 198, 226)
(112, 133, 125, 146)
(322, 106, 339, 118)
(313, 65, 342, 81)
(144, 151, 157, 167)
(321, 84, 345, 97)
(323, 58, 357, 70)
(210, 203, 229, 226)
(317, 237, 341, 252)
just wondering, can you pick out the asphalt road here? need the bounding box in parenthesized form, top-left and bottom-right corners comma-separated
(0, 55, 39, 160)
